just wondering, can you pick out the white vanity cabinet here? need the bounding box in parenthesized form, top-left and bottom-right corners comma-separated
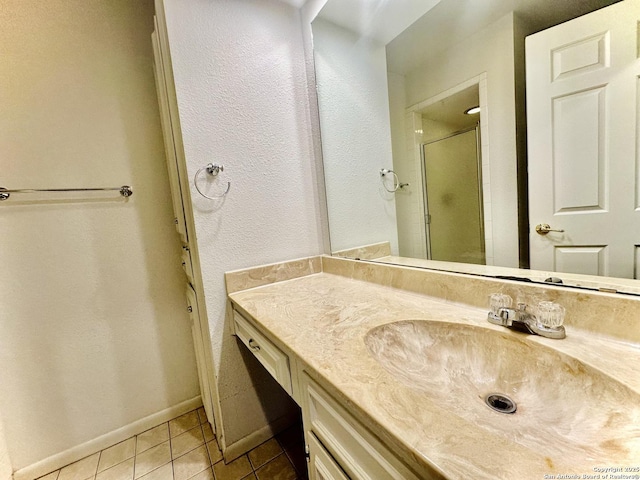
(231, 306, 425, 480)
(232, 309, 293, 396)
(301, 374, 422, 480)
(308, 432, 350, 480)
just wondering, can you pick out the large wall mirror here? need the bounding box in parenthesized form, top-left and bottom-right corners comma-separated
(311, 0, 640, 294)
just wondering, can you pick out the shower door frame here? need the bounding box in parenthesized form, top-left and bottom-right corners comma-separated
(406, 73, 494, 265)
(420, 124, 485, 262)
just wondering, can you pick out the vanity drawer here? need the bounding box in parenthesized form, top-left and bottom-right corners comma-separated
(308, 432, 349, 480)
(303, 374, 422, 480)
(233, 309, 292, 395)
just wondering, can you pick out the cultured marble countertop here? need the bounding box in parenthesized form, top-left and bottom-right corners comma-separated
(228, 271, 640, 480)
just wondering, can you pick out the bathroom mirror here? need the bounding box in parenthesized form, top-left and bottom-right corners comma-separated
(311, 0, 640, 294)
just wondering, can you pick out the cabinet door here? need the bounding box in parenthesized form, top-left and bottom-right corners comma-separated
(151, 21, 188, 245)
(302, 374, 422, 480)
(186, 285, 215, 425)
(309, 433, 350, 480)
(181, 246, 194, 284)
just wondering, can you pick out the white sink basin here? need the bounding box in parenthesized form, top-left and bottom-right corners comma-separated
(364, 320, 640, 465)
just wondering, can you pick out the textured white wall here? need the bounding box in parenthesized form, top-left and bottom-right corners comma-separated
(387, 71, 424, 259)
(313, 18, 399, 254)
(404, 13, 519, 267)
(300, 0, 332, 255)
(161, 0, 325, 447)
(0, 418, 11, 480)
(0, 0, 199, 469)
(301, 0, 328, 24)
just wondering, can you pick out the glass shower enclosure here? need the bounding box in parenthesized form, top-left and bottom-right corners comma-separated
(421, 125, 485, 264)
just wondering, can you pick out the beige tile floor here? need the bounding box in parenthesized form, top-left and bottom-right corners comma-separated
(37, 408, 308, 480)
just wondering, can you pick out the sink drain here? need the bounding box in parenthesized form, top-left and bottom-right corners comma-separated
(484, 393, 517, 414)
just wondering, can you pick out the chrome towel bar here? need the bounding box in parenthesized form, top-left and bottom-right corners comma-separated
(0, 185, 133, 201)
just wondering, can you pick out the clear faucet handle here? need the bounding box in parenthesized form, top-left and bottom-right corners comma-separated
(536, 301, 565, 328)
(489, 293, 512, 314)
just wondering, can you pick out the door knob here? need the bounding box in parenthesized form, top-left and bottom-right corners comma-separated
(535, 223, 565, 235)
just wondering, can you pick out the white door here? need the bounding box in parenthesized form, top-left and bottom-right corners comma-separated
(152, 22, 189, 245)
(527, 0, 640, 278)
(186, 285, 216, 429)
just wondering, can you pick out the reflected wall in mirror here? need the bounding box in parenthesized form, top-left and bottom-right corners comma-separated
(312, 0, 640, 294)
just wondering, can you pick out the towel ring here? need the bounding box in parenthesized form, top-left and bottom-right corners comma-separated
(194, 163, 231, 199)
(380, 168, 399, 193)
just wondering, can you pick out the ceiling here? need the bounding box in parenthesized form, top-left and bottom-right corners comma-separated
(312, 0, 621, 74)
(316, 0, 442, 44)
(420, 84, 480, 130)
(277, 0, 308, 7)
(387, 0, 621, 73)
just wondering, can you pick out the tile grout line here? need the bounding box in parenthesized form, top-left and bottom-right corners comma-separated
(132, 433, 138, 480)
(200, 421, 211, 473)
(38, 411, 306, 480)
(133, 432, 138, 480)
(93, 450, 102, 480)
(174, 412, 210, 480)
(169, 444, 176, 480)
(168, 424, 174, 468)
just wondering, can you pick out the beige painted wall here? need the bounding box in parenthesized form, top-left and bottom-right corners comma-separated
(0, 0, 199, 470)
(0, 417, 11, 480)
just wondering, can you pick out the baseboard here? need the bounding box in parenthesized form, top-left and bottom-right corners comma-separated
(221, 411, 298, 463)
(14, 396, 202, 480)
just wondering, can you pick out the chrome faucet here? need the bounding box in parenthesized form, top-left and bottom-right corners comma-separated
(487, 295, 566, 339)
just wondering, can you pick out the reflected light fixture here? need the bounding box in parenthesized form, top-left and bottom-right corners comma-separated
(464, 106, 481, 115)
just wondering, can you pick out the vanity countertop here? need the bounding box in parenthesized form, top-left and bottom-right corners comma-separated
(228, 269, 640, 480)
